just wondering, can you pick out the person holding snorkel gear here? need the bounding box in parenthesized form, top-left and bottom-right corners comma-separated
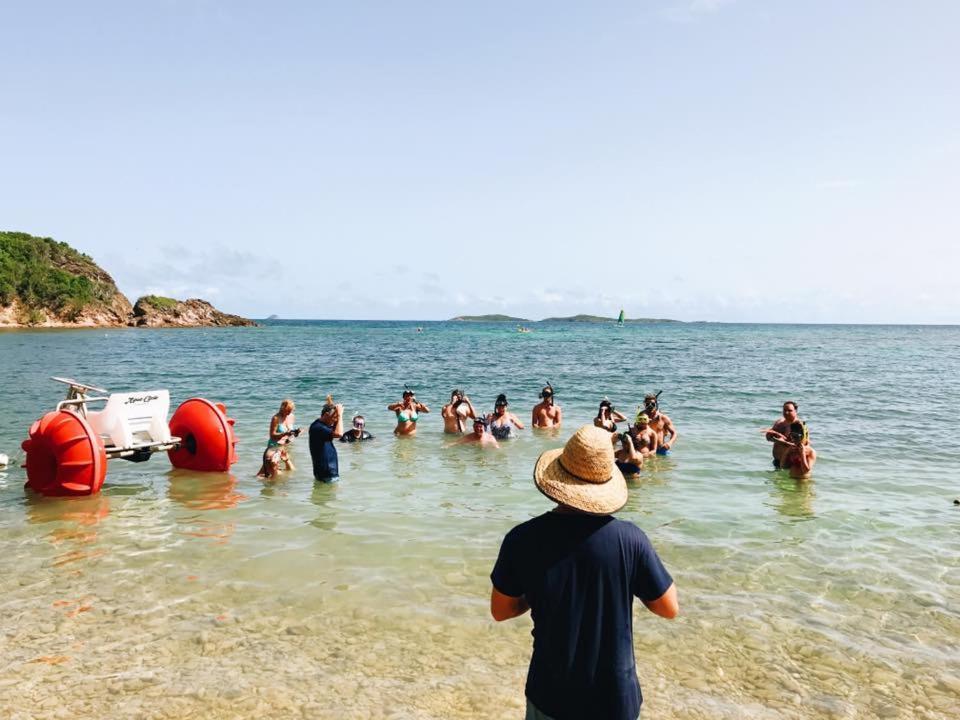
(257, 398, 300, 479)
(594, 398, 627, 433)
(765, 401, 802, 469)
(309, 395, 344, 483)
(441, 389, 477, 434)
(388, 386, 430, 436)
(768, 420, 817, 479)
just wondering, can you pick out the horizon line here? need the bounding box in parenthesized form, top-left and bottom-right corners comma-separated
(255, 318, 960, 327)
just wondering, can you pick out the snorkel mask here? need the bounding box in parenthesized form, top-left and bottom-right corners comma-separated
(789, 421, 808, 444)
(539, 381, 555, 400)
(644, 390, 663, 413)
(352, 415, 365, 430)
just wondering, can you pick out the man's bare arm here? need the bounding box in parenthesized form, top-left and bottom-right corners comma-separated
(662, 417, 677, 449)
(643, 583, 678, 619)
(490, 587, 530, 621)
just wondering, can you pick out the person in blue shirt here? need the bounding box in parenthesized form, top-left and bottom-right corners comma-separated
(490, 425, 679, 720)
(309, 395, 343, 482)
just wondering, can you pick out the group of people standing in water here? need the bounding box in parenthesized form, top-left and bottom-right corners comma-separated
(395, 383, 562, 445)
(252, 390, 815, 720)
(256, 386, 814, 482)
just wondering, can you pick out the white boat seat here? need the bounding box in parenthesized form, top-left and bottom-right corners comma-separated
(86, 390, 172, 450)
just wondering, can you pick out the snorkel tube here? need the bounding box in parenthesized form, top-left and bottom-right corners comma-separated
(644, 390, 663, 413)
(539, 381, 555, 403)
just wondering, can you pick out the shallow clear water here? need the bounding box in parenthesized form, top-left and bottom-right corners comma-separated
(1, 321, 958, 719)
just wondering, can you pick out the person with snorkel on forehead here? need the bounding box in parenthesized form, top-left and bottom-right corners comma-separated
(643, 392, 678, 455)
(388, 386, 430, 436)
(487, 394, 525, 439)
(532, 382, 562, 428)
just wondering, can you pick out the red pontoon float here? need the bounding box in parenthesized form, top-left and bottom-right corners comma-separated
(22, 377, 238, 497)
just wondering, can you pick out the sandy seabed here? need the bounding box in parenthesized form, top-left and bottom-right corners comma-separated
(4, 562, 959, 720)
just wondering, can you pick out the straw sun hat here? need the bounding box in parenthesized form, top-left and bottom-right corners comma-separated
(534, 425, 628, 515)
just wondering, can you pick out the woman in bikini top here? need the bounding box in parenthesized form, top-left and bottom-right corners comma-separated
(388, 388, 430, 436)
(258, 398, 298, 477)
(486, 394, 525, 440)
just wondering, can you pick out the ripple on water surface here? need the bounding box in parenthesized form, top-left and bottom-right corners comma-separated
(1, 322, 959, 718)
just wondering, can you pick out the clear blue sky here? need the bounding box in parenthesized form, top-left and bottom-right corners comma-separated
(2, 1, 957, 322)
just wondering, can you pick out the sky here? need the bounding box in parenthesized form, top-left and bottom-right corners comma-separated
(1, 1, 958, 323)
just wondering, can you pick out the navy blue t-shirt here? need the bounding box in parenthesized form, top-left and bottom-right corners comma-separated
(309, 419, 339, 480)
(491, 512, 673, 720)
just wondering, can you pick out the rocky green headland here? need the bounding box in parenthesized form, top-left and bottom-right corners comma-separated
(0, 231, 255, 328)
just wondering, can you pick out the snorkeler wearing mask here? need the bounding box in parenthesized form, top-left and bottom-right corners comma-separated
(457, 416, 499, 448)
(764, 401, 802, 469)
(532, 382, 563, 428)
(339, 415, 374, 443)
(769, 420, 816, 479)
(628, 413, 659, 457)
(594, 398, 628, 433)
(487, 394, 525, 439)
(643, 392, 678, 455)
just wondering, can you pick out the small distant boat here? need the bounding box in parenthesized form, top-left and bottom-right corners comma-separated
(517, 325, 532, 333)
(617, 309, 625, 326)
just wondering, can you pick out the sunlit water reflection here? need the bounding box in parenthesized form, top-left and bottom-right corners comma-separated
(1, 322, 959, 719)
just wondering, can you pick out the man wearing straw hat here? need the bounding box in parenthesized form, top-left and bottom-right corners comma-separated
(490, 426, 678, 720)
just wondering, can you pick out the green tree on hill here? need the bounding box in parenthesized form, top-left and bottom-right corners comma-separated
(0, 231, 121, 321)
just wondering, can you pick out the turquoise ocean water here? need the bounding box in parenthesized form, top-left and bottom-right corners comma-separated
(0, 321, 958, 719)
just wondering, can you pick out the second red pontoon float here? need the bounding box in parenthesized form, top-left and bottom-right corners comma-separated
(22, 377, 238, 496)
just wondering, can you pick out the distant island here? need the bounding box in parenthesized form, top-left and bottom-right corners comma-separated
(451, 314, 530, 322)
(449, 313, 681, 323)
(542, 314, 681, 324)
(0, 231, 256, 328)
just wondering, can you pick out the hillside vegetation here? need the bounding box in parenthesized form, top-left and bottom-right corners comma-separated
(0, 231, 128, 323)
(451, 314, 529, 322)
(0, 231, 253, 328)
